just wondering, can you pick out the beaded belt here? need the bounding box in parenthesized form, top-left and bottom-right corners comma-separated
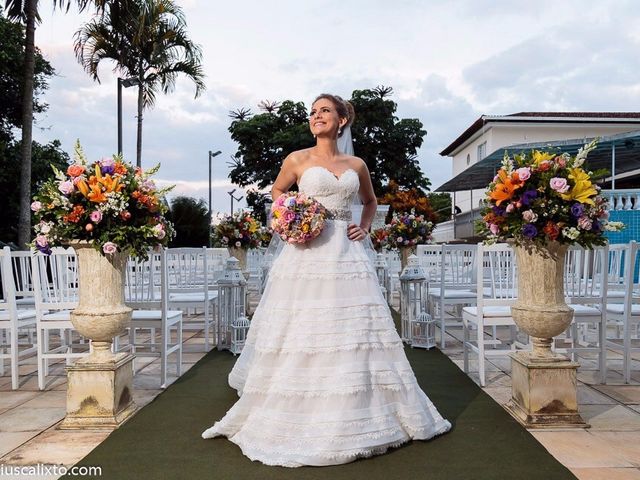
(325, 208, 352, 221)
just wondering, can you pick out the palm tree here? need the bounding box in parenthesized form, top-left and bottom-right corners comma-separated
(74, 0, 206, 167)
(4, 0, 109, 248)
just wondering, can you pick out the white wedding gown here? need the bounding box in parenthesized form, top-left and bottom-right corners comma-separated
(202, 165, 451, 467)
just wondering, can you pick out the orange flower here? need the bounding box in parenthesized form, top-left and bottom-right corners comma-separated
(100, 174, 123, 194)
(76, 179, 89, 197)
(113, 162, 128, 176)
(87, 180, 107, 203)
(489, 169, 522, 206)
(67, 164, 85, 177)
(63, 205, 85, 223)
(543, 221, 560, 241)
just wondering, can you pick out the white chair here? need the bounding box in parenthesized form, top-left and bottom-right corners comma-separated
(0, 247, 37, 389)
(416, 244, 443, 280)
(10, 250, 35, 309)
(429, 244, 478, 348)
(557, 245, 609, 384)
(122, 248, 182, 388)
(166, 247, 217, 351)
(605, 241, 640, 383)
(31, 247, 89, 390)
(463, 242, 519, 386)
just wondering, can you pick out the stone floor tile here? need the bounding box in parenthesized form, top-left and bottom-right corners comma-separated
(530, 430, 634, 468)
(588, 432, 640, 467)
(20, 391, 67, 409)
(0, 391, 39, 410)
(0, 407, 65, 433)
(1, 428, 111, 466)
(0, 431, 39, 457)
(482, 386, 512, 405)
(578, 385, 619, 405)
(593, 386, 640, 404)
(580, 405, 640, 431)
(570, 467, 640, 480)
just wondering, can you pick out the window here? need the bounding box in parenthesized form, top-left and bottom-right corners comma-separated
(466, 153, 471, 166)
(477, 142, 486, 162)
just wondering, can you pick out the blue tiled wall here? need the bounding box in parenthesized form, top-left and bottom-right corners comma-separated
(605, 210, 640, 244)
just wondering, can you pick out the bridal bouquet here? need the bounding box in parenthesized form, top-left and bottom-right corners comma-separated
(384, 209, 434, 249)
(213, 210, 262, 249)
(478, 139, 624, 248)
(31, 141, 174, 258)
(270, 192, 327, 244)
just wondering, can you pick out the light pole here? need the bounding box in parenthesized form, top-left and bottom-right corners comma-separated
(208, 150, 222, 247)
(228, 189, 244, 215)
(117, 77, 141, 156)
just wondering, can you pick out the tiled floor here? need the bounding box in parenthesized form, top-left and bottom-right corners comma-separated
(1, 313, 640, 479)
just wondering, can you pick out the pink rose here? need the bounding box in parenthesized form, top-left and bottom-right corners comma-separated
(397, 236, 403, 243)
(31, 201, 42, 212)
(515, 167, 531, 181)
(102, 242, 117, 254)
(550, 177, 569, 193)
(578, 216, 593, 230)
(152, 224, 166, 239)
(284, 211, 296, 222)
(522, 210, 538, 223)
(90, 210, 103, 223)
(35, 234, 48, 247)
(489, 223, 500, 235)
(235, 241, 241, 247)
(555, 156, 567, 168)
(505, 203, 515, 213)
(58, 181, 74, 195)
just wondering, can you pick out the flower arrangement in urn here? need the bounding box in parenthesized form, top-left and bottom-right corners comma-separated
(478, 139, 623, 248)
(370, 227, 390, 252)
(31, 141, 175, 257)
(383, 209, 434, 250)
(213, 210, 263, 249)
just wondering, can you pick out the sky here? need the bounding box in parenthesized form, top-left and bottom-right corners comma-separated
(27, 0, 640, 217)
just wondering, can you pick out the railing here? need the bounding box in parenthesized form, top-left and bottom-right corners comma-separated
(452, 208, 483, 240)
(601, 189, 640, 211)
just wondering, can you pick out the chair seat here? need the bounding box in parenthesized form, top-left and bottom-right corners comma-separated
(0, 309, 37, 321)
(606, 303, 640, 315)
(16, 297, 35, 306)
(482, 287, 517, 298)
(131, 310, 182, 321)
(430, 289, 476, 299)
(569, 304, 602, 316)
(169, 291, 218, 303)
(42, 310, 72, 321)
(462, 306, 513, 317)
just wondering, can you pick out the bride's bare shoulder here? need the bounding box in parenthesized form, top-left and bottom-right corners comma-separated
(342, 154, 368, 174)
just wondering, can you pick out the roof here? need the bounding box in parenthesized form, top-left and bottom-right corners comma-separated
(435, 130, 640, 193)
(439, 112, 640, 157)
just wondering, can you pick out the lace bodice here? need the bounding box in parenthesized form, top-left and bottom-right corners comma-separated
(298, 166, 360, 212)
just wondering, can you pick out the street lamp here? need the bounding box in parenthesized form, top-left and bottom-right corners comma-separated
(228, 188, 243, 215)
(117, 77, 141, 156)
(208, 150, 222, 247)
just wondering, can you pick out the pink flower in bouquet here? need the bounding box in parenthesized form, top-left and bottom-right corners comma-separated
(90, 210, 103, 223)
(284, 210, 296, 222)
(102, 242, 117, 254)
(397, 236, 403, 243)
(235, 241, 241, 247)
(152, 224, 166, 239)
(35, 234, 48, 247)
(555, 156, 567, 168)
(39, 222, 51, 234)
(515, 167, 531, 181)
(489, 223, 500, 235)
(522, 210, 538, 223)
(505, 203, 515, 213)
(550, 177, 569, 193)
(31, 201, 42, 212)
(58, 181, 75, 195)
(67, 164, 85, 177)
(578, 216, 593, 230)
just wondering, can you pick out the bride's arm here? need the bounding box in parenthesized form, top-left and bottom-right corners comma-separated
(356, 161, 377, 233)
(271, 154, 298, 201)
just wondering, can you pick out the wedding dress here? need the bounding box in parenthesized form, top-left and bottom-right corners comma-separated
(202, 165, 451, 467)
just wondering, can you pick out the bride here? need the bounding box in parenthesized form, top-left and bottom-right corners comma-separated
(202, 93, 451, 467)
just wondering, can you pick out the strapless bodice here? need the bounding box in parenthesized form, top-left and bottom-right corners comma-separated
(298, 166, 360, 215)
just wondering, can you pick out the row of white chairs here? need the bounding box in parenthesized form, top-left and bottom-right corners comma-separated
(400, 242, 640, 386)
(0, 246, 233, 390)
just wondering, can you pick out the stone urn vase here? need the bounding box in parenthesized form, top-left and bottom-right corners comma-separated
(399, 245, 416, 271)
(60, 241, 137, 430)
(510, 241, 574, 360)
(69, 242, 132, 361)
(227, 245, 249, 279)
(505, 240, 587, 428)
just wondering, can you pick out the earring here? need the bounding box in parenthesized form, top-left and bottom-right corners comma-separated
(313, 134, 317, 138)
(338, 128, 342, 136)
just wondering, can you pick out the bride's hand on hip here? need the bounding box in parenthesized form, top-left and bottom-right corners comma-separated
(347, 223, 366, 241)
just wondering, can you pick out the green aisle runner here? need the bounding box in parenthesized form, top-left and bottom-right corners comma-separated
(66, 310, 576, 480)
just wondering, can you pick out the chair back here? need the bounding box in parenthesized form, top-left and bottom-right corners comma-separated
(31, 247, 78, 313)
(0, 247, 18, 319)
(165, 247, 208, 293)
(416, 244, 443, 280)
(125, 248, 168, 312)
(439, 244, 478, 291)
(564, 245, 608, 306)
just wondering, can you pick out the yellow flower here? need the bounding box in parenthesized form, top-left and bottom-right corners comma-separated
(532, 150, 556, 165)
(559, 168, 597, 205)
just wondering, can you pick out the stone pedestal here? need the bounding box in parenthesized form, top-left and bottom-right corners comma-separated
(505, 352, 588, 428)
(59, 352, 137, 430)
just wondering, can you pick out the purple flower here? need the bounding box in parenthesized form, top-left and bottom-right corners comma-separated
(35, 235, 51, 255)
(592, 221, 601, 232)
(100, 157, 115, 175)
(522, 224, 538, 238)
(492, 206, 506, 216)
(515, 167, 531, 181)
(521, 190, 537, 206)
(571, 203, 584, 218)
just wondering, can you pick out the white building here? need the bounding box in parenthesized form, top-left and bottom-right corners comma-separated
(439, 112, 640, 214)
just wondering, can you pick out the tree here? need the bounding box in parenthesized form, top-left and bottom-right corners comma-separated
(4, 0, 109, 248)
(379, 179, 437, 223)
(74, 0, 206, 167)
(167, 196, 209, 247)
(245, 189, 271, 225)
(0, 139, 70, 245)
(226, 87, 430, 197)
